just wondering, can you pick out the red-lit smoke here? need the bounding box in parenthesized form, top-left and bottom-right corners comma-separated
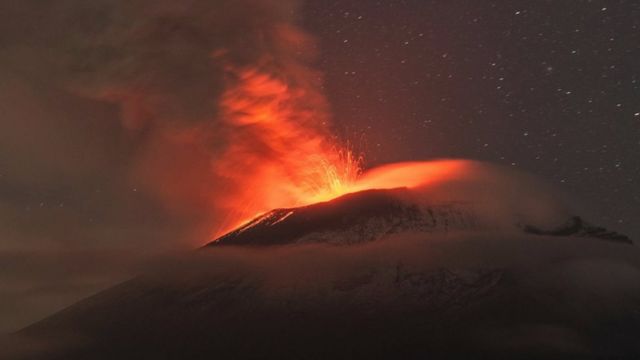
(32, 1, 501, 242)
(211, 59, 361, 235)
(61, 2, 366, 241)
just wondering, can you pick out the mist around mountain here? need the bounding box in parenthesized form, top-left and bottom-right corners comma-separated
(5, 230, 640, 359)
(4, 177, 640, 359)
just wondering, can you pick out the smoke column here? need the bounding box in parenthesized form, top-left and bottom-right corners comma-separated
(4, 0, 360, 240)
(0, 0, 366, 331)
(116, 1, 362, 238)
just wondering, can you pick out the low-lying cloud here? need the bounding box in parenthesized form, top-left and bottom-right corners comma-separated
(4, 232, 640, 358)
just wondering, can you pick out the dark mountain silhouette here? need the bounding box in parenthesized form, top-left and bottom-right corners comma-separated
(5, 188, 639, 359)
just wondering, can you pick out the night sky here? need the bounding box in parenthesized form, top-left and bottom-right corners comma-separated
(0, 0, 638, 334)
(306, 0, 639, 238)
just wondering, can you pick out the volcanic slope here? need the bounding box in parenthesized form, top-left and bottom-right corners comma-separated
(6, 188, 639, 360)
(209, 187, 631, 246)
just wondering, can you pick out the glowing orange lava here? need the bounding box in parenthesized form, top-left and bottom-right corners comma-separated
(211, 64, 361, 236)
(210, 59, 471, 240)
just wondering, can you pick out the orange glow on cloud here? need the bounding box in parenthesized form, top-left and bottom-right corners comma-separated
(208, 63, 475, 240)
(351, 160, 470, 193)
(211, 64, 361, 236)
(207, 31, 468, 239)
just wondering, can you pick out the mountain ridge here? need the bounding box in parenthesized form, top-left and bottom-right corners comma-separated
(208, 188, 632, 247)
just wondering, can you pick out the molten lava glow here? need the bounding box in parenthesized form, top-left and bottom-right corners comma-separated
(211, 64, 468, 238)
(212, 65, 361, 236)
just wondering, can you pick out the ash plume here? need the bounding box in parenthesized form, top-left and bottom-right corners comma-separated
(2, 0, 352, 238)
(0, 0, 351, 332)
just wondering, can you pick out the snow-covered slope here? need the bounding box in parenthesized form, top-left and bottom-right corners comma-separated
(208, 188, 631, 247)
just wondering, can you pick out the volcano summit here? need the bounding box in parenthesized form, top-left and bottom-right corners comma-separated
(209, 187, 631, 247)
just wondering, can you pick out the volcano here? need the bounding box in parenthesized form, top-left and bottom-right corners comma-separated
(208, 187, 631, 247)
(5, 186, 640, 359)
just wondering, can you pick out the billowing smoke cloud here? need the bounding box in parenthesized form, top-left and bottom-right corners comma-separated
(349, 160, 572, 231)
(2, 0, 354, 237)
(0, 0, 357, 332)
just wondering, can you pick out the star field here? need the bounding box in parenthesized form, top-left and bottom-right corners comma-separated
(306, 0, 640, 238)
